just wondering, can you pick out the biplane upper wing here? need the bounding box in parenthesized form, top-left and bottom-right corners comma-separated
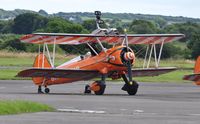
(20, 33, 184, 45)
(183, 73, 200, 81)
(17, 68, 100, 80)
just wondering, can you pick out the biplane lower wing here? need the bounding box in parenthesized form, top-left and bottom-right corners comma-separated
(183, 73, 200, 82)
(132, 67, 177, 77)
(17, 67, 177, 79)
(17, 68, 100, 80)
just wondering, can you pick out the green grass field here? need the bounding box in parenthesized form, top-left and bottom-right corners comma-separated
(0, 100, 54, 115)
(134, 58, 194, 69)
(0, 50, 72, 67)
(0, 58, 34, 67)
(0, 69, 32, 80)
(0, 57, 69, 67)
(0, 51, 195, 82)
(134, 69, 192, 83)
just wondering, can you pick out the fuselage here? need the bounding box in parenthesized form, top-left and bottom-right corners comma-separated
(45, 45, 135, 85)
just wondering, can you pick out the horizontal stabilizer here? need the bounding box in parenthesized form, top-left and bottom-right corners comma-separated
(132, 67, 177, 77)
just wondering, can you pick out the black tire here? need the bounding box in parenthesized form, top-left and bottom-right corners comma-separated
(122, 82, 139, 95)
(127, 86, 138, 95)
(84, 84, 91, 94)
(44, 88, 50, 93)
(94, 81, 106, 95)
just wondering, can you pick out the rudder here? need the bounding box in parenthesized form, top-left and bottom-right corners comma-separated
(194, 56, 200, 73)
(194, 56, 200, 85)
(32, 53, 52, 85)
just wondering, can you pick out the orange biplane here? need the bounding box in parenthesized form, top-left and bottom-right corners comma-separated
(17, 11, 184, 95)
(183, 56, 200, 85)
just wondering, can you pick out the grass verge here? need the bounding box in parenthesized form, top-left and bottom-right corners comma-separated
(0, 57, 70, 67)
(0, 50, 73, 67)
(134, 69, 193, 83)
(0, 69, 29, 80)
(0, 100, 54, 115)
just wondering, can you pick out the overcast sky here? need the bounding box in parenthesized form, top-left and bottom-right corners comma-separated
(1, 0, 199, 18)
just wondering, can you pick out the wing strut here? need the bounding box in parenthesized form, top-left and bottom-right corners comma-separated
(143, 38, 165, 68)
(157, 38, 164, 65)
(147, 44, 154, 68)
(42, 43, 46, 68)
(87, 43, 98, 55)
(52, 37, 56, 68)
(38, 44, 41, 67)
(39, 42, 56, 69)
(45, 43, 53, 67)
(153, 44, 158, 67)
(96, 37, 106, 53)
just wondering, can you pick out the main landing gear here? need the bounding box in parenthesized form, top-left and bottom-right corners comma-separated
(84, 75, 106, 95)
(121, 74, 139, 95)
(84, 74, 138, 95)
(38, 85, 50, 94)
(84, 81, 106, 95)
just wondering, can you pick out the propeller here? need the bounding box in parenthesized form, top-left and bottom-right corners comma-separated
(124, 31, 133, 84)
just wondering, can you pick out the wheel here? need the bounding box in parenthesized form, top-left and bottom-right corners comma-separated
(122, 81, 139, 95)
(92, 81, 106, 95)
(44, 88, 50, 93)
(126, 83, 138, 95)
(84, 84, 91, 94)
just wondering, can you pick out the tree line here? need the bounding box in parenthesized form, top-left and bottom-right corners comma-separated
(0, 13, 200, 59)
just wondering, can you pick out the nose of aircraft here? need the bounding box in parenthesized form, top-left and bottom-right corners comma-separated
(124, 52, 135, 61)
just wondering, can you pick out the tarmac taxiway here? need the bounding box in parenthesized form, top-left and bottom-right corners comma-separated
(0, 80, 200, 124)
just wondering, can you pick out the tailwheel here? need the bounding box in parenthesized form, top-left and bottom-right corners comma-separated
(121, 81, 139, 95)
(84, 84, 91, 94)
(38, 85, 44, 94)
(44, 87, 50, 94)
(90, 81, 106, 95)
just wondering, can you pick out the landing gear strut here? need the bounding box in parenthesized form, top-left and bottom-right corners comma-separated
(38, 85, 44, 94)
(121, 74, 139, 95)
(84, 84, 91, 94)
(37, 85, 50, 94)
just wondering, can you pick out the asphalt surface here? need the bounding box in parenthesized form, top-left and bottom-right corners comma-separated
(0, 80, 200, 124)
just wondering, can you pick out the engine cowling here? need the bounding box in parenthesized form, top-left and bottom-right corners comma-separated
(107, 46, 135, 66)
(120, 47, 135, 66)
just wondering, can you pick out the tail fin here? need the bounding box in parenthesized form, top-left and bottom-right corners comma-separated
(194, 56, 200, 85)
(32, 53, 52, 85)
(194, 56, 200, 73)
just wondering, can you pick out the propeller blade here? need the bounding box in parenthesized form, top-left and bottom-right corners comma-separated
(127, 60, 133, 83)
(125, 32, 129, 51)
(124, 31, 133, 83)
